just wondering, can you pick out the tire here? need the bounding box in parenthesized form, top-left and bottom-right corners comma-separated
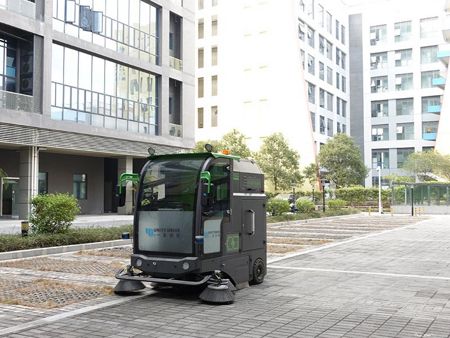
(251, 258, 265, 285)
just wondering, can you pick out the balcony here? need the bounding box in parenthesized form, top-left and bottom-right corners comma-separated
(432, 76, 446, 88)
(443, 14, 450, 42)
(169, 123, 183, 137)
(423, 132, 437, 141)
(427, 105, 441, 113)
(0, 90, 34, 112)
(0, 0, 35, 19)
(169, 56, 183, 71)
(437, 48, 450, 65)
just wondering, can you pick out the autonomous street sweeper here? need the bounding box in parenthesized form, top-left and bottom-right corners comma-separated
(114, 146, 266, 304)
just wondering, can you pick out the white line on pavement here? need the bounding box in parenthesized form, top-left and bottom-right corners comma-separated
(268, 265, 450, 281)
(267, 217, 431, 264)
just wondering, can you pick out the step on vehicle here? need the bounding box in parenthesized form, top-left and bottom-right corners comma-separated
(114, 146, 267, 304)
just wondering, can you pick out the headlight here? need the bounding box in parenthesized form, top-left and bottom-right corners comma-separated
(182, 262, 190, 270)
(135, 259, 142, 267)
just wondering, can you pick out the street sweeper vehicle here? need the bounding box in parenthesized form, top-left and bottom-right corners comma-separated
(114, 147, 266, 303)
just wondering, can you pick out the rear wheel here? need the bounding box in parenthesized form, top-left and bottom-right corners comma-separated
(251, 258, 265, 285)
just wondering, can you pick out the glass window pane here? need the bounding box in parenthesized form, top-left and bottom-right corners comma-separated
(92, 56, 105, 93)
(64, 47, 78, 87)
(78, 52, 92, 90)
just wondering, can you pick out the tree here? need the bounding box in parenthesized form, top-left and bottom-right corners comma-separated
(254, 133, 303, 192)
(403, 151, 450, 182)
(318, 134, 368, 188)
(303, 163, 319, 187)
(220, 129, 251, 158)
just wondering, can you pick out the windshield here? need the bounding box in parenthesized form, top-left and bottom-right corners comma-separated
(137, 157, 206, 254)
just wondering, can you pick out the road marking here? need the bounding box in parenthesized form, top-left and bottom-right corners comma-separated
(268, 265, 450, 281)
(0, 292, 152, 337)
(267, 217, 431, 264)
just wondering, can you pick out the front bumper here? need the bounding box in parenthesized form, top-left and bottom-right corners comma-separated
(130, 254, 200, 276)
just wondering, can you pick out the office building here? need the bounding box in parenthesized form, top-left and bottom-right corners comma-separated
(0, 0, 195, 219)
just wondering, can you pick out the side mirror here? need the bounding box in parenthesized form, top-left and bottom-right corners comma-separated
(116, 185, 126, 207)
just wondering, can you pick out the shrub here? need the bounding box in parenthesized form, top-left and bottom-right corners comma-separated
(267, 198, 290, 216)
(335, 186, 391, 207)
(327, 199, 347, 209)
(295, 198, 315, 213)
(30, 193, 80, 234)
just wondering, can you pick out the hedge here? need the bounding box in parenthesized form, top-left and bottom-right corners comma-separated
(267, 199, 290, 216)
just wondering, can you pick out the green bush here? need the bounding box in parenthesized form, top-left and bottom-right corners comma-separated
(295, 198, 315, 213)
(0, 225, 133, 252)
(327, 199, 347, 209)
(267, 198, 290, 216)
(335, 186, 391, 207)
(30, 193, 80, 234)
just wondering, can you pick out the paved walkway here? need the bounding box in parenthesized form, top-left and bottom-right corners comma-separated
(0, 215, 134, 234)
(2, 215, 450, 337)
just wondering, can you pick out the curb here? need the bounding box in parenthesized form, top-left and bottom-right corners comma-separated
(0, 239, 132, 261)
(268, 212, 361, 227)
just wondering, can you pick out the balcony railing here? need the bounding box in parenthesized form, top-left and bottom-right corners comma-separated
(423, 132, 437, 141)
(0, 90, 34, 112)
(0, 0, 35, 19)
(169, 123, 183, 137)
(169, 56, 183, 71)
(432, 77, 446, 88)
(437, 47, 450, 65)
(427, 105, 441, 114)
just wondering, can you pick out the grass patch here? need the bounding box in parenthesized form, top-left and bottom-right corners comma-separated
(267, 208, 359, 224)
(0, 225, 132, 253)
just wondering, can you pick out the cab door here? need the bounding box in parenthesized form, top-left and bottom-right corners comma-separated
(201, 159, 230, 256)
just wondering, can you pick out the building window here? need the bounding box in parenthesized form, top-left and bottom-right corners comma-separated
(211, 75, 218, 96)
(337, 121, 341, 133)
(395, 21, 412, 43)
(372, 150, 389, 169)
(198, 77, 204, 98)
(319, 88, 325, 108)
(421, 70, 440, 88)
(341, 25, 345, 44)
(395, 73, 413, 91)
(371, 125, 389, 141)
(336, 97, 341, 115)
(307, 54, 315, 75)
(397, 148, 414, 168)
(198, 48, 204, 68)
(38, 172, 48, 195)
(305, 0, 314, 18)
(326, 91, 333, 111)
(422, 121, 438, 140)
(371, 76, 388, 93)
(211, 16, 218, 36)
(342, 124, 346, 133)
(422, 96, 441, 114)
(198, 0, 204, 9)
(307, 82, 315, 104)
(319, 35, 325, 54)
(310, 111, 315, 132)
(326, 40, 332, 60)
(342, 100, 347, 117)
(371, 100, 388, 117)
(212, 0, 218, 6)
(335, 20, 340, 40)
(169, 79, 182, 132)
(421, 46, 438, 64)
(342, 76, 346, 93)
(394, 49, 412, 67)
(396, 98, 413, 116)
(307, 26, 315, 48)
(211, 106, 218, 127)
(326, 11, 332, 34)
(73, 174, 87, 200)
(326, 67, 332, 85)
(370, 25, 386, 45)
(198, 19, 204, 39)
(211, 46, 218, 66)
(298, 19, 305, 41)
(396, 123, 414, 140)
(420, 17, 439, 39)
(300, 49, 305, 69)
(319, 115, 325, 134)
(341, 52, 346, 69)
(327, 118, 333, 136)
(197, 107, 204, 128)
(319, 62, 324, 80)
(370, 52, 388, 69)
(336, 72, 340, 89)
(318, 4, 324, 27)
(336, 48, 341, 67)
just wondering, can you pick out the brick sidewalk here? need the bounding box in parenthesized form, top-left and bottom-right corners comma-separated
(3, 215, 449, 337)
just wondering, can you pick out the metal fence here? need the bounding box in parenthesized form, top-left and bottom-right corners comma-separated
(392, 183, 450, 206)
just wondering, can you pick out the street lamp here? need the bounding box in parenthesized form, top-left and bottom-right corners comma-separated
(376, 166, 383, 214)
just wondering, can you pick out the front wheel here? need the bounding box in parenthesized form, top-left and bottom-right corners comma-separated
(251, 258, 265, 285)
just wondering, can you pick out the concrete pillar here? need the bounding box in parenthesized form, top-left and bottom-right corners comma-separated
(117, 156, 133, 215)
(18, 146, 39, 220)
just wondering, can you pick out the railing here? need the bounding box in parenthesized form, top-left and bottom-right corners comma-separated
(0, 0, 35, 19)
(169, 56, 183, 71)
(169, 123, 183, 137)
(0, 90, 34, 112)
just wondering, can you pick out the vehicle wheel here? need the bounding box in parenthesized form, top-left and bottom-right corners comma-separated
(251, 258, 265, 285)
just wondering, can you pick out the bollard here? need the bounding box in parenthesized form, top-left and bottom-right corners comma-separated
(368, 206, 371, 216)
(21, 221, 29, 237)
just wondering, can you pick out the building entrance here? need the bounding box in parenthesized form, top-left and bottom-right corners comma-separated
(0, 177, 19, 219)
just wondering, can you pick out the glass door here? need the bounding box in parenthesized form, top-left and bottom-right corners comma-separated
(0, 177, 19, 218)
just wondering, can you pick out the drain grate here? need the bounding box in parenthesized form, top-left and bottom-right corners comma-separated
(0, 278, 112, 308)
(0, 257, 123, 276)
